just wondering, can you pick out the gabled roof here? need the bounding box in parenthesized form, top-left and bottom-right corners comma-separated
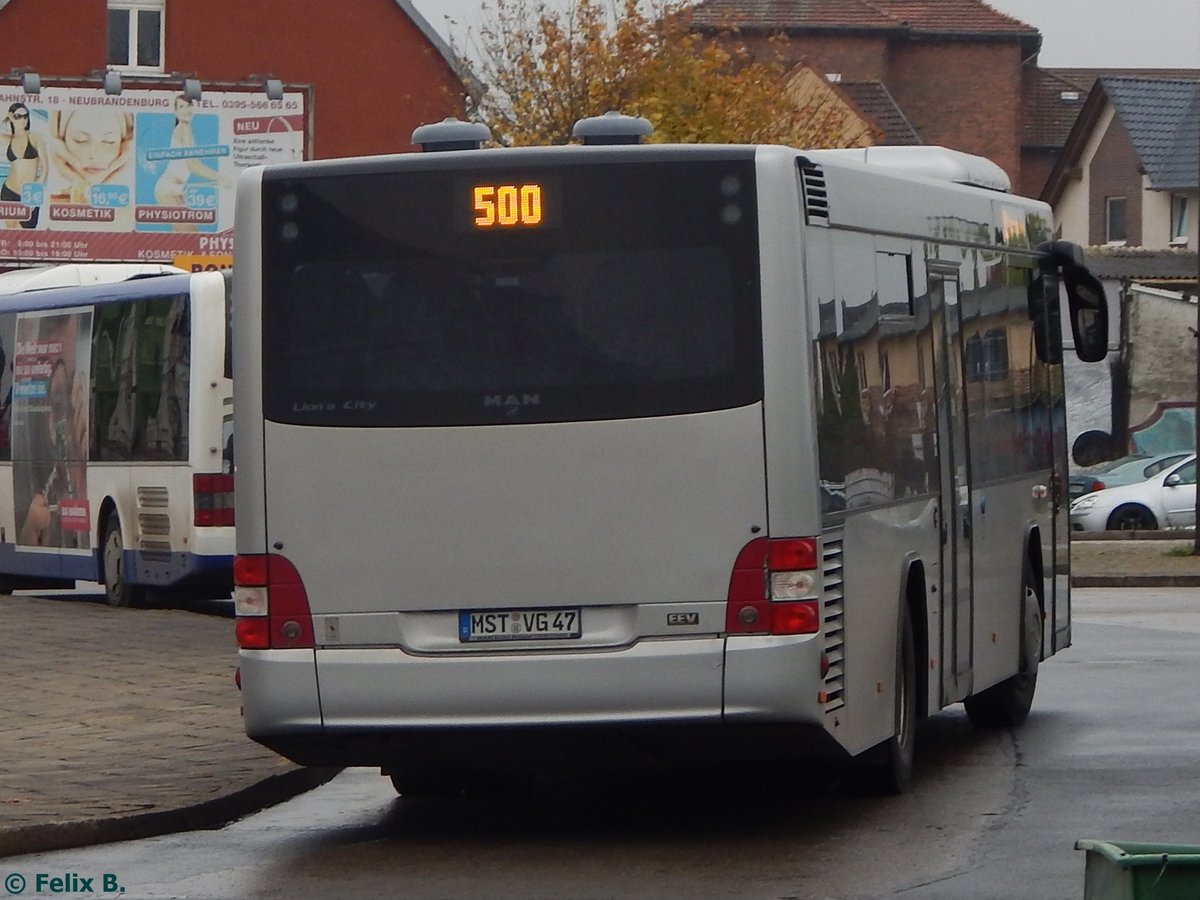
(691, 0, 909, 30)
(840, 81, 921, 145)
(1050, 67, 1200, 92)
(691, 0, 1038, 39)
(1024, 67, 1200, 149)
(867, 0, 1036, 34)
(1103, 77, 1200, 191)
(1044, 77, 1200, 203)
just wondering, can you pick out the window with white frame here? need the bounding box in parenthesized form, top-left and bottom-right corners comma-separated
(1105, 197, 1127, 244)
(1170, 194, 1189, 245)
(107, 0, 164, 70)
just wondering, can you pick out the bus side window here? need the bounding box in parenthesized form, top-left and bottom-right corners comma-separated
(0, 312, 15, 461)
(92, 305, 128, 460)
(144, 296, 190, 459)
(92, 297, 190, 461)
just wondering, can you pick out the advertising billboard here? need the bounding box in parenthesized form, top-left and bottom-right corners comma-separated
(0, 85, 306, 265)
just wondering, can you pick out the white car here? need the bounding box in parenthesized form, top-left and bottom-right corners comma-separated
(1069, 454, 1197, 532)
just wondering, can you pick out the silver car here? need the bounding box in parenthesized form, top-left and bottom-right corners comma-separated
(1069, 455, 1197, 532)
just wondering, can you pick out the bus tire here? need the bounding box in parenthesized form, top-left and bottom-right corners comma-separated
(102, 513, 144, 608)
(848, 612, 917, 795)
(964, 560, 1041, 727)
(388, 770, 462, 800)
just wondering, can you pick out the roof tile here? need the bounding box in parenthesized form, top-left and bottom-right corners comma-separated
(1085, 246, 1199, 280)
(1025, 68, 1200, 149)
(691, 0, 1037, 34)
(840, 82, 922, 144)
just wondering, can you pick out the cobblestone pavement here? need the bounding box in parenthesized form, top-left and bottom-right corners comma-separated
(0, 592, 334, 857)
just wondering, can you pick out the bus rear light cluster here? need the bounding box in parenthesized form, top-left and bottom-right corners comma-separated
(726, 537, 820, 636)
(194, 473, 235, 527)
(234, 554, 315, 650)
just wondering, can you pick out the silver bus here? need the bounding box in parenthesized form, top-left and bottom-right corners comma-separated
(231, 116, 1107, 796)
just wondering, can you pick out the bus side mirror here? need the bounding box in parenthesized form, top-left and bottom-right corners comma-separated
(1062, 266, 1108, 363)
(1026, 269, 1063, 365)
(1034, 240, 1109, 363)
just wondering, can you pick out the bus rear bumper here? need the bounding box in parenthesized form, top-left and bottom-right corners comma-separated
(241, 634, 833, 769)
(312, 638, 728, 728)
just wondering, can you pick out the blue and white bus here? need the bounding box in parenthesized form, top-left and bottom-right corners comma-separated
(0, 264, 234, 605)
(231, 116, 1107, 795)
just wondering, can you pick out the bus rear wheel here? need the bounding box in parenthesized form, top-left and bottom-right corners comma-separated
(388, 770, 464, 800)
(848, 612, 916, 795)
(102, 513, 143, 608)
(964, 561, 1041, 727)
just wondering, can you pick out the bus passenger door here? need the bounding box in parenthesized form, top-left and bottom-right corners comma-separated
(930, 270, 974, 702)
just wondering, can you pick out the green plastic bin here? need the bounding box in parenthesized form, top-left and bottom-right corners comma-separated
(1076, 840, 1200, 900)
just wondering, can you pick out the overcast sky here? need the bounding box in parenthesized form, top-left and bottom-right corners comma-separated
(408, 0, 1200, 69)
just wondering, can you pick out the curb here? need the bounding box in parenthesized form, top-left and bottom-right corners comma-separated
(1072, 576, 1200, 588)
(0, 766, 341, 859)
(1072, 531, 1196, 542)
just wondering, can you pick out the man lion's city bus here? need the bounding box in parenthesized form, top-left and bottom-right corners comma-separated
(232, 115, 1107, 796)
(0, 264, 234, 606)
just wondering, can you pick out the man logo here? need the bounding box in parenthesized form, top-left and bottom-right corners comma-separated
(484, 394, 541, 415)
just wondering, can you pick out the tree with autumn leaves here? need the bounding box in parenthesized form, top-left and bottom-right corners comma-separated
(460, 0, 879, 148)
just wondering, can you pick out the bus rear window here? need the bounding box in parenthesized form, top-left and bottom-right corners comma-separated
(259, 158, 763, 426)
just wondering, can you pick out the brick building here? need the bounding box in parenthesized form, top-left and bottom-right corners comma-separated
(0, 0, 468, 159)
(690, 0, 1041, 191)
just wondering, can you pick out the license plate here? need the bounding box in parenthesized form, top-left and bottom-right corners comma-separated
(459, 607, 582, 642)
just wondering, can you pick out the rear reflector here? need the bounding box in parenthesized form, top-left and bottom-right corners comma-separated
(725, 537, 820, 636)
(194, 473, 235, 527)
(234, 553, 314, 650)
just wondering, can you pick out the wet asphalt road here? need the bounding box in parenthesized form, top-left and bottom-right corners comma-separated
(5, 587, 1198, 900)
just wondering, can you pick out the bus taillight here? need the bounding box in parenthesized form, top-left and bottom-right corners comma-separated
(726, 537, 820, 636)
(234, 554, 315, 650)
(194, 473, 235, 527)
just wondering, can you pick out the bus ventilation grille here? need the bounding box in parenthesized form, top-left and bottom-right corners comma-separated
(799, 163, 830, 226)
(137, 486, 170, 508)
(138, 513, 171, 538)
(821, 535, 845, 713)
